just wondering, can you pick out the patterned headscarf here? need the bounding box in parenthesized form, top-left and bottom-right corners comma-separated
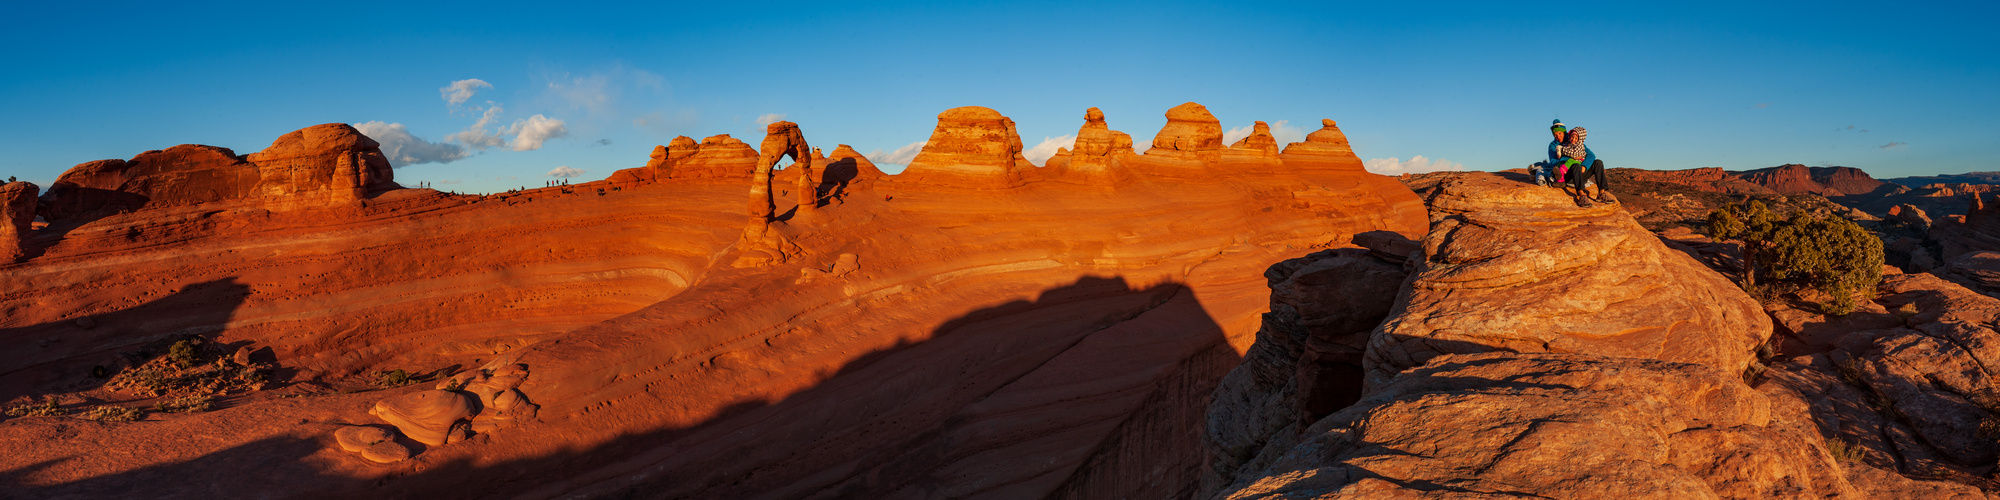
(1560, 127, 1588, 160)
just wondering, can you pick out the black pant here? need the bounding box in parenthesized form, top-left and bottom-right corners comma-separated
(1569, 159, 1607, 192)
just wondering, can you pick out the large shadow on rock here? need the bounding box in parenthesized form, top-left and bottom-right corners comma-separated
(5, 275, 1240, 500)
(0, 278, 252, 404)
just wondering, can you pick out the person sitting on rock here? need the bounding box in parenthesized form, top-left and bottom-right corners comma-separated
(1532, 120, 1567, 186)
(1558, 127, 1611, 204)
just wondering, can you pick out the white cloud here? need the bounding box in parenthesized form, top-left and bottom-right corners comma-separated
(354, 121, 468, 167)
(1364, 155, 1465, 175)
(1223, 120, 1309, 146)
(1880, 141, 1908, 150)
(446, 104, 508, 150)
(866, 141, 927, 167)
(1023, 135, 1076, 166)
(547, 166, 586, 178)
(504, 115, 568, 151)
(754, 113, 787, 127)
(440, 79, 492, 106)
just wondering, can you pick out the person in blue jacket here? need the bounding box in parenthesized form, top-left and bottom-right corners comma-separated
(1533, 120, 1571, 186)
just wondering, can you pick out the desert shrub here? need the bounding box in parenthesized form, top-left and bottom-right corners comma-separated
(1705, 202, 1884, 314)
(165, 338, 201, 369)
(106, 337, 265, 398)
(4, 398, 67, 417)
(1825, 438, 1863, 463)
(154, 394, 214, 413)
(1765, 212, 1884, 315)
(376, 369, 415, 388)
(80, 405, 144, 422)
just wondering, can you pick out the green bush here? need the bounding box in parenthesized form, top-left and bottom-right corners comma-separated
(376, 369, 414, 388)
(81, 405, 144, 422)
(1705, 202, 1884, 315)
(3, 399, 67, 417)
(154, 394, 214, 413)
(1765, 212, 1884, 315)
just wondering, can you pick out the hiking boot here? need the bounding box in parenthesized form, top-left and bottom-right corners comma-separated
(1575, 195, 1596, 208)
(1596, 192, 1618, 204)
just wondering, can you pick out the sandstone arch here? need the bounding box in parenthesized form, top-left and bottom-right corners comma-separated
(750, 121, 812, 219)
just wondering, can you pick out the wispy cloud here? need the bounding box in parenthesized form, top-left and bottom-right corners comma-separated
(1364, 155, 1465, 175)
(354, 121, 468, 167)
(867, 141, 927, 166)
(1023, 135, 1076, 166)
(1880, 142, 1908, 150)
(1222, 120, 1308, 145)
(547, 166, 586, 178)
(441, 79, 492, 106)
(1754, 102, 1770, 109)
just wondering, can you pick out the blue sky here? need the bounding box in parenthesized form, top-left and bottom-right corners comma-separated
(3, 1, 1995, 194)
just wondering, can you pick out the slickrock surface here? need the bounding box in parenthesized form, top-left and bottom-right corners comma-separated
(900, 106, 1034, 188)
(1361, 172, 1772, 389)
(1219, 353, 1869, 499)
(1760, 272, 2000, 485)
(1211, 171, 1995, 498)
(0, 103, 1427, 498)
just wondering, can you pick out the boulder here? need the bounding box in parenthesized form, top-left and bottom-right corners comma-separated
(1943, 251, 2000, 296)
(1, 181, 38, 262)
(370, 390, 474, 446)
(900, 106, 1033, 188)
(1362, 173, 1771, 390)
(333, 425, 395, 452)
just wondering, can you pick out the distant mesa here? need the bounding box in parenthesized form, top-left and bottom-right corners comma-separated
(38, 123, 400, 222)
(1619, 164, 1888, 197)
(899, 106, 1034, 188)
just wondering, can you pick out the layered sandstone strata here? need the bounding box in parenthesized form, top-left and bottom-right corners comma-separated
(670, 134, 759, 179)
(0, 106, 1429, 498)
(900, 106, 1033, 188)
(1044, 107, 1136, 184)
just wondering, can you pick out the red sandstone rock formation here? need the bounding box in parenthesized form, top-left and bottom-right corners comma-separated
(750, 121, 812, 219)
(1149, 102, 1225, 159)
(900, 106, 1034, 188)
(1208, 174, 1990, 497)
(1, 181, 37, 262)
(1218, 353, 1880, 498)
(37, 123, 398, 221)
(1361, 173, 1771, 389)
(671, 134, 759, 179)
(1045, 107, 1136, 185)
(0, 106, 1428, 498)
